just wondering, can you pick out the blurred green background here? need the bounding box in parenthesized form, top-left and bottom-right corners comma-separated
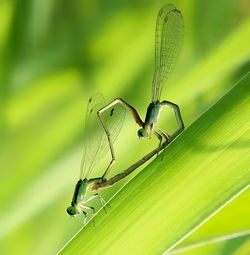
(0, 0, 249, 254)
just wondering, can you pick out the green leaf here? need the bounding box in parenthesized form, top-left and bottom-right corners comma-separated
(172, 188, 250, 252)
(59, 73, 250, 254)
(168, 234, 250, 255)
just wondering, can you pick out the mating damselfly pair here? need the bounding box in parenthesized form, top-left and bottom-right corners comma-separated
(67, 4, 184, 221)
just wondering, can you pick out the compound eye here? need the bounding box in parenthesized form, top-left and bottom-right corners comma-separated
(137, 128, 147, 139)
(67, 206, 78, 217)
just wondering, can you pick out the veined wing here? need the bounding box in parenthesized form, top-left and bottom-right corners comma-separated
(151, 4, 184, 102)
(80, 93, 125, 179)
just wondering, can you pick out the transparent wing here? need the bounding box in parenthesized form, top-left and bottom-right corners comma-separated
(151, 4, 184, 102)
(80, 93, 105, 179)
(80, 94, 125, 179)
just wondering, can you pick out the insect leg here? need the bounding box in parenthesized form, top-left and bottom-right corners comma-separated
(84, 193, 108, 213)
(158, 129, 170, 141)
(82, 205, 96, 227)
(81, 205, 95, 214)
(82, 210, 87, 225)
(154, 130, 163, 147)
(157, 129, 170, 161)
(95, 193, 109, 211)
(84, 194, 99, 203)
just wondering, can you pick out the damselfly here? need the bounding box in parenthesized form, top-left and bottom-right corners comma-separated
(67, 93, 125, 220)
(98, 4, 184, 146)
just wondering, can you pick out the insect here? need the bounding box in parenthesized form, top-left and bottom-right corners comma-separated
(98, 4, 184, 146)
(67, 93, 125, 220)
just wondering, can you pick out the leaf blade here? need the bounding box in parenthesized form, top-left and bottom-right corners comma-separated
(60, 74, 250, 254)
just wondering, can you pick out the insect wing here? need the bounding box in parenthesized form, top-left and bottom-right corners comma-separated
(80, 93, 106, 179)
(151, 4, 184, 102)
(101, 102, 126, 151)
(80, 94, 125, 179)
